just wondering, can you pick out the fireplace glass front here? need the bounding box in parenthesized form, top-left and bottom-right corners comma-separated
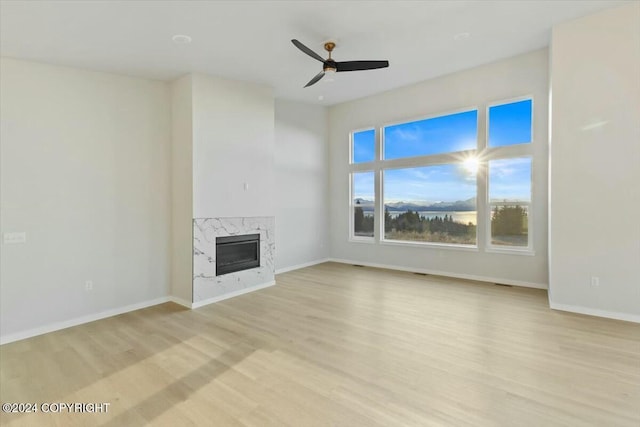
(216, 234, 260, 276)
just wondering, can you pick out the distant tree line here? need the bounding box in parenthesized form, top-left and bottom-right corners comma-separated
(384, 209, 474, 236)
(355, 205, 527, 238)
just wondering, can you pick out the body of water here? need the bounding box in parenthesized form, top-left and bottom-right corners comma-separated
(364, 210, 477, 225)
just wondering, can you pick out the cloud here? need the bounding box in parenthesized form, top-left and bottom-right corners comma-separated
(490, 157, 531, 179)
(384, 165, 475, 202)
(353, 172, 375, 197)
(387, 125, 425, 142)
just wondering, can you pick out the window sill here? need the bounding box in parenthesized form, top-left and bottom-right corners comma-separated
(380, 239, 479, 252)
(485, 247, 536, 256)
(349, 237, 375, 244)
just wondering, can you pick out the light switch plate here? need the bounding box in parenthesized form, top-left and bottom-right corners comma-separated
(3, 232, 27, 244)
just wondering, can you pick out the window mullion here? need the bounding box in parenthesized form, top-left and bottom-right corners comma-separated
(375, 124, 382, 244)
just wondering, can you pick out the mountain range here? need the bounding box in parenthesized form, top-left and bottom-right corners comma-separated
(354, 198, 476, 212)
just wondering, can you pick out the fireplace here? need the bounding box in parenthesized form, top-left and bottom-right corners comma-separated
(193, 217, 274, 302)
(216, 233, 260, 276)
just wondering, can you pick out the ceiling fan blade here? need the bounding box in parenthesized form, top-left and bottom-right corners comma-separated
(335, 60, 389, 72)
(291, 39, 326, 63)
(304, 71, 325, 87)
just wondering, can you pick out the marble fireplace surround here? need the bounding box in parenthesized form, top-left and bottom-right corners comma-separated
(193, 217, 275, 306)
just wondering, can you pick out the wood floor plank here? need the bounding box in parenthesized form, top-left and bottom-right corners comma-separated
(1, 262, 638, 426)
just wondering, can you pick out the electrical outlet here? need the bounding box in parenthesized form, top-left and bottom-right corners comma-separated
(85, 280, 93, 291)
(590, 276, 600, 287)
(3, 232, 26, 244)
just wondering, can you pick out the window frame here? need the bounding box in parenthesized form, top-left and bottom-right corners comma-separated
(485, 155, 534, 255)
(484, 95, 535, 255)
(380, 163, 479, 249)
(350, 127, 377, 165)
(349, 170, 376, 243)
(346, 95, 535, 254)
(487, 95, 534, 148)
(379, 105, 480, 248)
(381, 106, 480, 161)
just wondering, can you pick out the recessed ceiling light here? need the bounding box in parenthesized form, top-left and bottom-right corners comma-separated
(318, 95, 324, 101)
(172, 35, 192, 44)
(454, 32, 471, 41)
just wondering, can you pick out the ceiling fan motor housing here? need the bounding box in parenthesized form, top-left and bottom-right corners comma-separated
(323, 59, 337, 72)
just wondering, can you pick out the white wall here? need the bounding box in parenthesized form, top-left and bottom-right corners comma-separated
(170, 73, 276, 305)
(0, 58, 171, 340)
(274, 100, 329, 271)
(328, 50, 549, 287)
(549, 3, 640, 321)
(170, 75, 194, 304)
(191, 74, 275, 218)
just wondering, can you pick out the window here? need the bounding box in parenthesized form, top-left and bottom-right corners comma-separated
(384, 110, 477, 159)
(351, 171, 375, 239)
(486, 98, 533, 250)
(488, 158, 531, 248)
(384, 165, 477, 245)
(348, 96, 534, 253)
(488, 99, 532, 147)
(352, 129, 375, 163)
(380, 109, 479, 246)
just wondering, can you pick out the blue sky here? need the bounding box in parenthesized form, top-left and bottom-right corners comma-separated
(384, 165, 476, 204)
(352, 129, 375, 163)
(489, 157, 531, 202)
(384, 110, 477, 159)
(489, 99, 532, 147)
(353, 172, 375, 200)
(353, 100, 532, 204)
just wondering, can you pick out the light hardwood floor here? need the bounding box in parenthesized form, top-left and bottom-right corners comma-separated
(1, 262, 639, 426)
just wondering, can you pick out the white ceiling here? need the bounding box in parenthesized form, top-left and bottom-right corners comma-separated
(0, 0, 630, 106)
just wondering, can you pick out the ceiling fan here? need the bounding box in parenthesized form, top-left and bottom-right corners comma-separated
(291, 39, 389, 88)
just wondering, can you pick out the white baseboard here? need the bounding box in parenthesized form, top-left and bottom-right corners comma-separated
(0, 281, 280, 345)
(191, 280, 276, 309)
(328, 258, 548, 290)
(168, 296, 193, 308)
(0, 296, 171, 346)
(276, 258, 330, 275)
(549, 301, 640, 323)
